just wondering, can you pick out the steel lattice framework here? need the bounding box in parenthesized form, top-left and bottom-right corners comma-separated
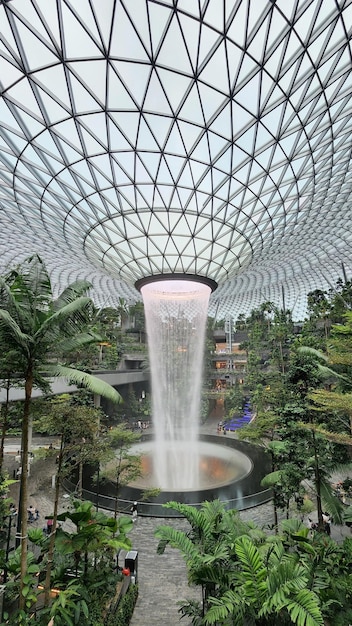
(0, 0, 352, 320)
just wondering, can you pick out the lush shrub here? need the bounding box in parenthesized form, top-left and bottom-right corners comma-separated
(105, 584, 139, 626)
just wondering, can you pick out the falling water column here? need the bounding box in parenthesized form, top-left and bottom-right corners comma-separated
(139, 278, 213, 490)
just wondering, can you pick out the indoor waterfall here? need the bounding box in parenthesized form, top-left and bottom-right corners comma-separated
(140, 279, 211, 490)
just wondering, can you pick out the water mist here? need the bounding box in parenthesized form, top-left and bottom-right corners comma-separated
(140, 278, 211, 490)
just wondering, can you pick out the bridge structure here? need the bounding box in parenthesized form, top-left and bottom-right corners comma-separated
(0, 369, 148, 404)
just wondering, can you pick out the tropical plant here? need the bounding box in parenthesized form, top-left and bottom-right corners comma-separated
(32, 394, 111, 606)
(0, 254, 122, 611)
(55, 500, 132, 580)
(100, 425, 142, 521)
(156, 500, 260, 621)
(156, 502, 325, 626)
(205, 535, 324, 626)
(44, 580, 90, 626)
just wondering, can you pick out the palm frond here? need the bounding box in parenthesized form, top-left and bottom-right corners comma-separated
(15, 254, 52, 304)
(234, 536, 267, 604)
(343, 505, 352, 522)
(262, 561, 310, 617)
(54, 332, 102, 354)
(47, 364, 122, 403)
(0, 309, 32, 354)
(161, 501, 212, 538)
(155, 525, 199, 561)
(316, 363, 344, 381)
(320, 479, 344, 525)
(35, 297, 93, 340)
(298, 346, 329, 362)
(201, 543, 231, 564)
(280, 518, 309, 538)
(285, 589, 324, 626)
(54, 280, 92, 310)
(0, 278, 25, 321)
(205, 589, 246, 626)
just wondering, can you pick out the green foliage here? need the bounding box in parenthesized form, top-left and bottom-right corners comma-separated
(55, 500, 132, 573)
(100, 425, 142, 510)
(44, 581, 90, 626)
(105, 584, 139, 626)
(156, 502, 330, 626)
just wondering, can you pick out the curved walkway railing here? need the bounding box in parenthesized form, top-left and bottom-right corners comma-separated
(61, 477, 272, 517)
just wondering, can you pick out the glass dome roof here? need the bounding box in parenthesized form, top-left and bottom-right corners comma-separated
(0, 0, 351, 320)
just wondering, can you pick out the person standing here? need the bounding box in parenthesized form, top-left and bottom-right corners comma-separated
(322, 512, 331, 535)
(27, 505, 35, 522)
(131, 502, 138, 522)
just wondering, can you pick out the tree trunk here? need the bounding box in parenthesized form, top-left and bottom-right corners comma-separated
(19, 367, 33, 611)
(78, 460, 83, 499)
(273, 495, 278, 534)
(44, 434, 64, 606)
(279, 341, 285, 374)
(0, 377, 10, 474)
(311, 429, 324, 529)
(114, 478, 119, 524)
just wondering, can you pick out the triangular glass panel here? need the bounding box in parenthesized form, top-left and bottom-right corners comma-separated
(90, 0, 115, 50)
(112, 60, 151, 108)
(179, 84, 204, 125)
(178, 120, 203, 153)
(155, 156, 174, 185)
(33, 65, 71, 109)
(157, 14, 193, 74)
(163, 154, 184, 180)
(138, 151, 162, 181)
(209, 103, 233, 140)
(199, 43, 229, 93)
(157, 68, 192, 113)
(235, 125, 256, 153)
(190, 134, 210, 163)
(225, 0, 248, 49)
(89, 154, 114, 183)
(144, 70, 173, 115)
(235, 71, 261, 114)
(178, 13, 201, 72)
(107, 67, 138, 110)
(197, 83, 226, 123)
(110, 4, 149, 61)
(164, 124, 186, 156)
(13, 17, 59, 71)
(143, 113, 173, 149)
(137, 118, 160, 152)
(61, 2, 101, 58)
(108, 118, 132, 151)
(0, 56, 25, 91)
(109, 111, 140, 145)
(148, 2, 173, 55)
(53, 118, 83, 153)
(80, 124, 107, 156)
(68, 60, 107, 106)
(135, 156, 153, 182)
(208, 129, 228, 160)
(7, 79, 44, 123)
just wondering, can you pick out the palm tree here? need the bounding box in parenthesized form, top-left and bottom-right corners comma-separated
(205, 535, 324, 625)
(0, 254, 122, 612)
(156, 500, 258, 621)
(156, 501, 324, 626)
(117, 296, 129, 330)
